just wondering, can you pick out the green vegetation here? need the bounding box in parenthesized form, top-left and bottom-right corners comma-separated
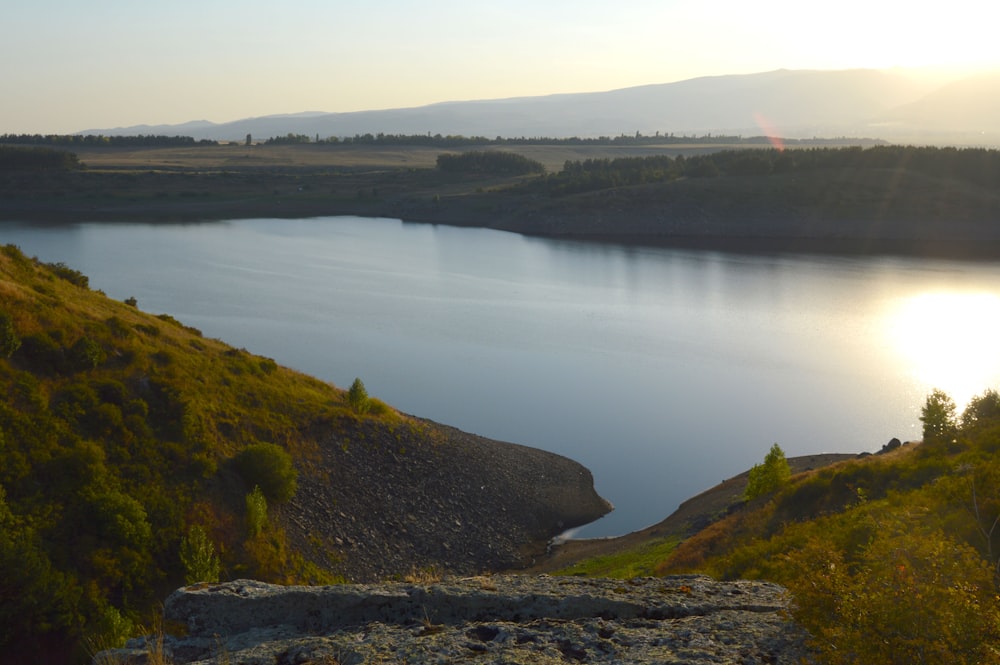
(524, 145, 1000, 197)
(179, 524, 220, 584)
(554, 537, 681, 579)
(0, 133, 209, 147)
(743, 443, 791, 501)
(245, 485, 269, 539)
(0, 244, 397, 662)
(0, 145, 80, 171)
(233, 442, 298, 503)
(436, 150, 546, 175)
(347, 377, 371, 414)
(648, 388, 1000, 664)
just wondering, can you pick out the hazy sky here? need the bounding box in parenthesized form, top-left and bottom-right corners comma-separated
(5, 0, 999, 134)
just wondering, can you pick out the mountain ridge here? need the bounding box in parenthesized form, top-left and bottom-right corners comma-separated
(76, 67, 1000, 145)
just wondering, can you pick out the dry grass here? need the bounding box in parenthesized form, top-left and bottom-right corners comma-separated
(70, 142, 765, 174)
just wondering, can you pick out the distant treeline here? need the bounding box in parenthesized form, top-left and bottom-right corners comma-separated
(2, 130, 887, 149)
(436, 150, 546, 175)
(0, 134, 215, 147)
(0, 145, 80, 171)
(529, 145, 1000, 195)
(323, 131, 886, 148)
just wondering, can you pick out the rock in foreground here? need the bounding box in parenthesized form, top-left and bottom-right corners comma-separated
(104, 575, 813, 664)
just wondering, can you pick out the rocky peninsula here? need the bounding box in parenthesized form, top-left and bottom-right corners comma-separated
(100, 575, 813, 664)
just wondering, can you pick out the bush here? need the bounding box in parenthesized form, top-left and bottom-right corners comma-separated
(0, 311, 20, 358)
(179, 524, 220, 584)
(233, 443, 297, 503)
(245, 486, 268, 538)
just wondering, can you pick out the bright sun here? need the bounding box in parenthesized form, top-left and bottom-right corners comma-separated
(888, 292, 1000, 409)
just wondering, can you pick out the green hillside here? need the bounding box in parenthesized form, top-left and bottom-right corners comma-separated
(0, 244, 360, 661)
(571, 389, 1000, 663)
(0, 243, 612, 664)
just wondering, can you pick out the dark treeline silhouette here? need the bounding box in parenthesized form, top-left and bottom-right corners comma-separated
(327, 131, 884, 148)
(437, 150, 546, 175)
(0, 145, 80, 171)
(0, 134, 213, 147)
(264, 133, 314, 145)
(527, 145, 1000, 195)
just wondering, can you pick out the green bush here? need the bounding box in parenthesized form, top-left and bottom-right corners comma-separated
(0, 311, 20, 358)
(179, 524, 220, 584)
(233, 443, 297, 503)
(245, 486, 268, 538)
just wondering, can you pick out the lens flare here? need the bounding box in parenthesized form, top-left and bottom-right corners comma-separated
(753, 112, 785, 152)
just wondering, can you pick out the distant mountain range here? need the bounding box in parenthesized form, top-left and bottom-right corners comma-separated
(80, 68, 1000, 146)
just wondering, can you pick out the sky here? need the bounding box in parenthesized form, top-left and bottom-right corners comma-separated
(5, 0, 1000, 134)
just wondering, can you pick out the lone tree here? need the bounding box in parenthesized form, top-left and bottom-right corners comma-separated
(347, 377, 371, 414)
(920, 389, 958, 444)
(744, 443, 792, 501)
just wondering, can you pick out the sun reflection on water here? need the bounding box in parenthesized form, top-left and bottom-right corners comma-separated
(887, 291, 1000, 409)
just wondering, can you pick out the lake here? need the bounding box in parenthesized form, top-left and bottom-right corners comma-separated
(3, 216, 1000, 537)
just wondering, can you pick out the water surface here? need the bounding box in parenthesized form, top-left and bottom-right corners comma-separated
(4, 216, 1000, 537)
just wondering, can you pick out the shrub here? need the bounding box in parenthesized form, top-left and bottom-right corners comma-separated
(179, 524, 220, 584)
(70, 335, 105, 371)
(233, 443, 297, 503)
(0, 311, 20, 358)
(46, 261, 89, 288)
(245, 486, 268, 538)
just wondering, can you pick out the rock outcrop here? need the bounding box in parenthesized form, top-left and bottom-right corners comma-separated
(101, 575, 813, 664)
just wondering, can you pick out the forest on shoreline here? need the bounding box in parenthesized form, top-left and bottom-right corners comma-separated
(2, 140, 1000, 258)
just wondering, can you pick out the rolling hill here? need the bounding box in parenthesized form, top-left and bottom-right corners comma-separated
(79, 67, 1000, 145)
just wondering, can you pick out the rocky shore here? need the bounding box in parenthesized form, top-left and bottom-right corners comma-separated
(281, 417, 612, 581)
(101, 575, 813, 664)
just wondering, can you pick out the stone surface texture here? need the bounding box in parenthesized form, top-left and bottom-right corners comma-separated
(101, 575, 814, 664)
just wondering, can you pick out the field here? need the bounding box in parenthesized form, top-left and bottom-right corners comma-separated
(70, 141, 768, 173)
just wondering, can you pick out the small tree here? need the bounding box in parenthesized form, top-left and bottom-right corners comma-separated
(245, 486, 268, 538)
(179, 524, 220, 584)
(920, 388, 958, 444)
(745, 443, 792, 501)
(347, 377, 371, 414)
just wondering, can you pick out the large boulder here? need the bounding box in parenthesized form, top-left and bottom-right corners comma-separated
(100, 575, 813, 664)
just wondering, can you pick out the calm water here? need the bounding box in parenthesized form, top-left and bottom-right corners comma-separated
(4, 216, 1000, 537)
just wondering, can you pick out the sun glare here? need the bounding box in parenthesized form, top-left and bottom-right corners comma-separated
(888, 292, 1000, 409)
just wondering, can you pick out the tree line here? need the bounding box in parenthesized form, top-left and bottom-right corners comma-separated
(0, 134, 214, 147)
(525, 145, 1000, 195)
(436, 150, 546, 175)
(0, 145, 80, 170)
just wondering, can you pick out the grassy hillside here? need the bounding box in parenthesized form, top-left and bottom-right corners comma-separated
(0, 244, 353, 661)
(561, 391, 1000, 663)
(0, 244, 609, 663)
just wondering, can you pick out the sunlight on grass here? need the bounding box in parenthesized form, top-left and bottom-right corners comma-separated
(554, 537, 681, 579)
(888, 291, 1000, 409)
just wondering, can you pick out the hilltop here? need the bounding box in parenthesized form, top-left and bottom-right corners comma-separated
(0, 246, 609, 662)
(76, 68, 1000, 146)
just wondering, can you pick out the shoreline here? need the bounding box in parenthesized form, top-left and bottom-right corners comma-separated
(521, 452, 859, 574)
(6, 195, 1000, 261)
